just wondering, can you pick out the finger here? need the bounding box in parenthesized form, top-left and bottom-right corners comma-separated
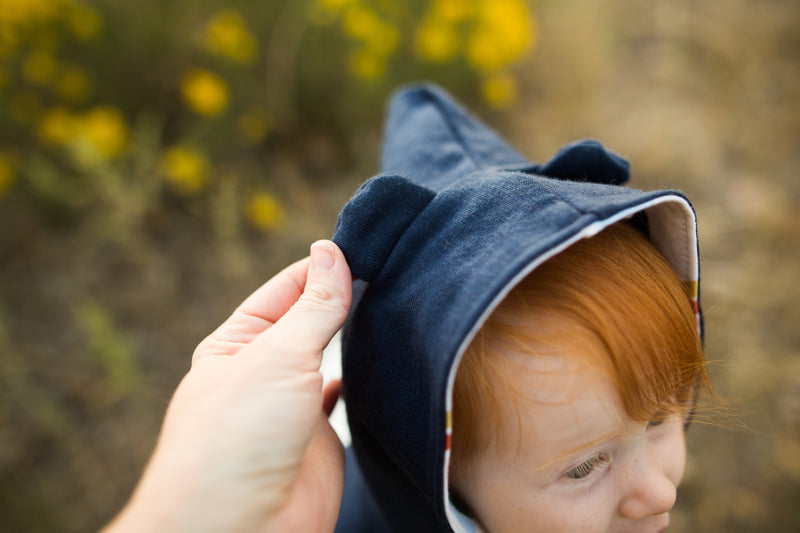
(243, 240, 352, 370)
(322, 379, 342, 417)
(193, 257, 310, 360)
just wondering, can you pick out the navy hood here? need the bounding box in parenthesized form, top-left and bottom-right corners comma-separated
(332, 84, 701, 533)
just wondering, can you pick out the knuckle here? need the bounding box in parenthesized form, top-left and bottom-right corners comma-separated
(300, 284, 348, 314)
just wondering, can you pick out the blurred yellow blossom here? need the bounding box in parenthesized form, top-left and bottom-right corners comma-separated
(65, 2, 102, 41)
(342, 4, 382, 41)
(38, 106, 127, 158)
(415, 0, 474, 62)
(22, 49, 57, 85)
(467, 0, 535, 72)
(344, 4, 399, 57)
(415, 21, 459, 62)
(0, 152, 16, 197)
(55, 64, 91, 103)
(0, 0, 68, 26)
(481, 72, 518, 108)
(339, 5, 398, 80)
(181, 69, 229, 116)
(79, 106, 127, 158)
(349, 48, 384, 81)
(238, 106, 271, 144)
(246, 192, 286, 231)
(373, 22, 399, 56)
(39, 107, 77, 144)
(432, 0, 471, 22)
(160, 146, 208, 195)
(204, 9, 256, 64)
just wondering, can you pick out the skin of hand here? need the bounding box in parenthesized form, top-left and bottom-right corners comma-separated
(105, 240, 352, 533)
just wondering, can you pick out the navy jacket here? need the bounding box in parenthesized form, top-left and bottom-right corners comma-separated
(332, 84, 701, 532)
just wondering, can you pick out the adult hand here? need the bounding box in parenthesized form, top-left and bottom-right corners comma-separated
(105, 240, 352, 533)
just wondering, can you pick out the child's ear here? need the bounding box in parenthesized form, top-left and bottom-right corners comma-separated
(333, 174, 435, 282)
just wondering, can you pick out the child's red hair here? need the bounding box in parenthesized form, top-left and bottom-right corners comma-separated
(451, 221, 713, 464)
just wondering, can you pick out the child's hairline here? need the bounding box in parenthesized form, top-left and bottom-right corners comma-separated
(443, 194, 701, 417)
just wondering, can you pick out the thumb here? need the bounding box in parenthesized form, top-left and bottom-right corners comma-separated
(248, 240, 352, 366)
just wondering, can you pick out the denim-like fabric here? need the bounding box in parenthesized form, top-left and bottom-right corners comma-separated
(332, 84, 700, 532)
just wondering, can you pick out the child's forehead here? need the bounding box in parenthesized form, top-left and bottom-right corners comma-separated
(500, 347, 616, 405)
(493, 351, 630, 463)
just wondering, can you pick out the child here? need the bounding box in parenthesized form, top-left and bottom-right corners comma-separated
(332, 84, 711, 532)
(448, 221, 709, 532)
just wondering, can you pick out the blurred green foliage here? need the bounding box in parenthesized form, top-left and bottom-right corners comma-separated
(0, 0, 536, 233)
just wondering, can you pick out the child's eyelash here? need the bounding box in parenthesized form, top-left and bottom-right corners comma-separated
(563, 455, 609, 480)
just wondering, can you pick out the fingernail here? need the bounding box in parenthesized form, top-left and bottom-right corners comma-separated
(310, 241, 335, 270)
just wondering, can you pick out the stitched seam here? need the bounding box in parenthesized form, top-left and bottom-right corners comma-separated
(428, 93, 483, 172)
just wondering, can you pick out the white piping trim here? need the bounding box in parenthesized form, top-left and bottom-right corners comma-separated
(443, 195, 698, 532)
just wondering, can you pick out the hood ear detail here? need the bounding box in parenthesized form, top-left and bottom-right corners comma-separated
(333, 173, 436, 282)
(380, 84, 630, 190)
(536, 139, 630, 185)
(381, 83, 530, 190)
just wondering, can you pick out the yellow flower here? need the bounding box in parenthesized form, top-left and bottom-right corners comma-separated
(181, 69, 229, 116)
(0, 152, 16, 197)
(22, 49, 57, 85)
(38, 106, 127, 158)
(246, 192, 286, 231)
(39, 107, 77, 145)
(432, 0, 472, 22)
(414, 21, 459, 62)
(0, 0, 67, 26)
(79, 106, 127, 158)
(55, 64, 91, 103)
(365, 20, 399, 56)
(481, 73, 518, 108)
(349, 48, 384, 81)
(341, 5, 398, 57)
(204, 9, 256, 64)
(65, 2, 102, 41)
(467, 0, 535, 72)
(237, 106, 271, 144)
(343, 4, 381, 41)
(160, 146, 208, 195)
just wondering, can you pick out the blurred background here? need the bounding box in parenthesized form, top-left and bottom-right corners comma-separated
(0, 0, 798, 531)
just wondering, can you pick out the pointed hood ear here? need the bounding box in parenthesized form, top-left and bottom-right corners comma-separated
(333, 174, 436, 282)
(538, 139, 630, 185)
(380, 83, 530, 191)
(380, 84, 630, 189)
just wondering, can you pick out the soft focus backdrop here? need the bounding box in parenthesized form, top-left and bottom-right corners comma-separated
(1, 1, 798, 531)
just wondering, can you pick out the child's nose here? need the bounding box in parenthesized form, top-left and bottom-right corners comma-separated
(617, 446, 678, 521)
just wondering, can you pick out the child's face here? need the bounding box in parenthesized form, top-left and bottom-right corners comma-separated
(452, 350, 687, 533)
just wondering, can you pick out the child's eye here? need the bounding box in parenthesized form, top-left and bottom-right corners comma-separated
(647, 413, 666, 427)
(563, 455, 606, 480)
(648, 409, 681, 428)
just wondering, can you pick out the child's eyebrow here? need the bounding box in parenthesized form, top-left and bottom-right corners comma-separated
(535, 430, 620, 471)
